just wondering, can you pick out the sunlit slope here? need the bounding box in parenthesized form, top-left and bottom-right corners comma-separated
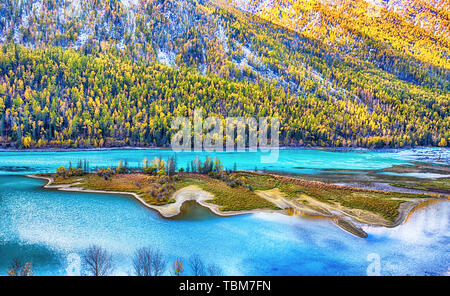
(229, 0, 449, 69)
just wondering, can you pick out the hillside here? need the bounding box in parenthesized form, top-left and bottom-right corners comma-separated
(0, 0, 448, 148)
(230, 0, 449, 69)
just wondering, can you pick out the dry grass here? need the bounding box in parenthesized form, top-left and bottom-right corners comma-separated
(237, 172, 429, 222)
(48, 173, 176, 205)
(390, 178, 450, 192)
(44, 171, 433, 221)
(175, 173, 279, 211)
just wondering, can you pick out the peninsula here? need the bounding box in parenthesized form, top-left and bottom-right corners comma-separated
(26, 156, 448, 238)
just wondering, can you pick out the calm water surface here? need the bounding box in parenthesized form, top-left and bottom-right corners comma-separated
(0, 148, 448, 275)
(0, 147, 447, 175)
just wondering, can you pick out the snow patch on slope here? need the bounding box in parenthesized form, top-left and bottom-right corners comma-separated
(121, 0, 139, 9)
(217, 24, 229, 53)
(65, 0, 83, 18)
(157, 49, 176, 67)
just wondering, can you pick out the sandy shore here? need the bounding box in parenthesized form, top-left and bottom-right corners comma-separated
(26, 175, 282, 218)
(252, 185, 443, 238)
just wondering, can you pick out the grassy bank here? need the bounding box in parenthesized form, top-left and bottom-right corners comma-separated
(237, 172, 430, 222)
(390, 178, 450, 193)
(174, 174, 279, 211)
(41, 170, 435, 223)
(46, 172, 278, 211)
(49, 173, 177, 205)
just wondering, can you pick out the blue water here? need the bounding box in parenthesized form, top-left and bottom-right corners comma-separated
(0, 148, 449, 276)
(0, 147, 447, 175)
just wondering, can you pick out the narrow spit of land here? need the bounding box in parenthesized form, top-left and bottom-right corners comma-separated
(27, 168, 448, 238)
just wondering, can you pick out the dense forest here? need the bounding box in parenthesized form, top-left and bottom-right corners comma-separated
(0, 0, 448, 148)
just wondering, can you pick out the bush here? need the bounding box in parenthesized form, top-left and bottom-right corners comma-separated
(96, 167, 114, 180)
(56, 166, 67, 178)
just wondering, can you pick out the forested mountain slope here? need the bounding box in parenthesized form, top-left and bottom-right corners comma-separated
(0, 0, 448, 148)
(230, 0, 449, 69)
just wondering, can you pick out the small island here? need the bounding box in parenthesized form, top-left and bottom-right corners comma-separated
(28, 156, 447, 238)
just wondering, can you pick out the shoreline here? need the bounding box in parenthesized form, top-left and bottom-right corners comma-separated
(1, 146, 446, 153)
(26, 175, 282, 218)
(24, 173, 443, 238)
(252, 176, 425, 229)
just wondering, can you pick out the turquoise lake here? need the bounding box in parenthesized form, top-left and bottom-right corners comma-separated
(0, 147, 448, 175)
(0, 148, 449, 275)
